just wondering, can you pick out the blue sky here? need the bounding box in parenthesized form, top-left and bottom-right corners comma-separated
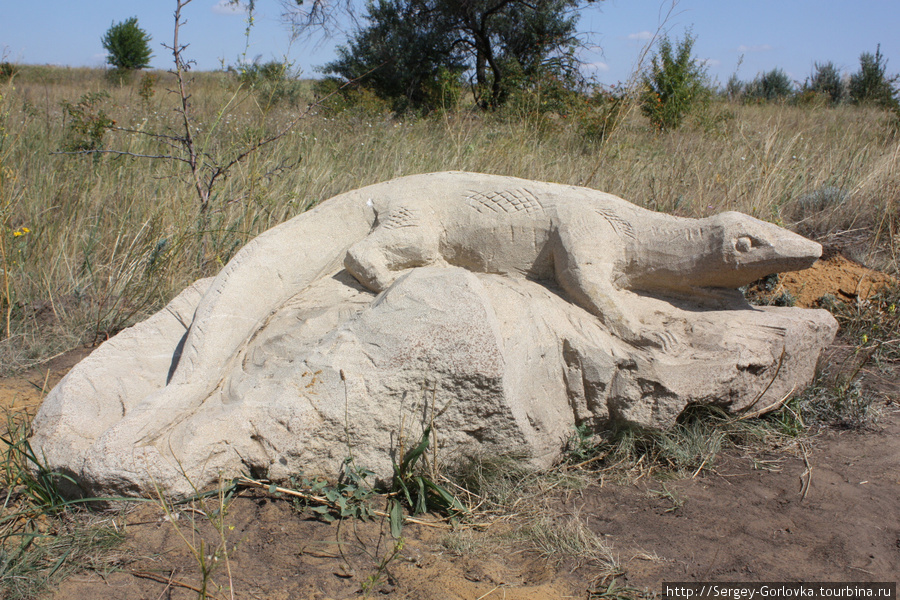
(2, 0, 898, 88)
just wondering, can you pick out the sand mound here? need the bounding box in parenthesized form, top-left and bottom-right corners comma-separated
(749, 251, 897, 308)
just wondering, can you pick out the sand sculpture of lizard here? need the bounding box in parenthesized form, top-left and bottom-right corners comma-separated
(85, 172, 821, 480)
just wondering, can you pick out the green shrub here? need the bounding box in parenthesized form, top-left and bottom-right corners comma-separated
(320, 0, 468, 114)
(0, 62, 18, 83)
(232, 60, 305, 108)
(60, 91, 115, 154)
(639, 31, 710, 131)
(725, 73, 744, 102)
(503, 70, 587, 121)
(806, 61, 845, 105)
(744, 68, 794, 103)
(579, 88, 625, 143)
(137, 71, 157, 106)
(311, 77, 394, 116)
(233, 60, 295, 88)
(849, 45, 899, 108)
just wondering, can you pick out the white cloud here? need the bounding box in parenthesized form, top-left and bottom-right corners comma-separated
(701, 58, 722, 68)
(212, 0, 249, 15)
(627, 31, 653, 41)
(586, 61, 611, 73)
(737, 44, 773, 53)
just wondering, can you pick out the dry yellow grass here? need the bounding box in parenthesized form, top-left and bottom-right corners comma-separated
(0, 65, 898, 370)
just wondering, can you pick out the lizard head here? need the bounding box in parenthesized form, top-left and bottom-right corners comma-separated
(700, 211, 821, 288)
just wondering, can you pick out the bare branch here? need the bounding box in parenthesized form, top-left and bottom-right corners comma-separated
(279, 0, 360, 39)
(51, 149, 191, 163)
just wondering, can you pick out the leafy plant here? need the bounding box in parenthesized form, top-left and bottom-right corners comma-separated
(0, 63, 17, 83)
(60, 91, 115, 153)
(791, 284, 900, 429)
(287, 459, 376, 522)
(101, 16, 153, 71)
(792, 368, 877, 430)
(137, 71, 157, 107)
(725, 74, 744, 102)
(564, 423, 607, 467)
(580, 88, 626, 144)
(360, 537, 404, 598)
(822, 284, 900, 363)
(639, 30, 710, 131)
(849, 44, 899, 108)
(321, 0, 468, 114)
(233, 60, 305, 108)
(388, 426, 465, 537)
(234, 59, 289, 85)
(322, 0, 587, 111)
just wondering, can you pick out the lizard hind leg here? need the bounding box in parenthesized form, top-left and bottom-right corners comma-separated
(344, 224, 441, 293)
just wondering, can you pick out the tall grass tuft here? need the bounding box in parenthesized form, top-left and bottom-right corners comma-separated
(0, 411, 126, 599)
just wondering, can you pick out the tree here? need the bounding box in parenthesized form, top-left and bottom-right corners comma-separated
(323, 0, 468, 112)
(806, 61, 845, 105)
(322, 0, 590, 110)
(101, 17, 153, 71)
(849, 45, 898, 108)
(639, 31, 709, 131)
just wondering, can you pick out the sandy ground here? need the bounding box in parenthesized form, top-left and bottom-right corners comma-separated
(1, 254, 897, 599)
(36, 404, 899, 599)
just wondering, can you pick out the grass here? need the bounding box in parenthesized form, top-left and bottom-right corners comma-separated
(559, 404, 789, 481)
(439, 450, 621, 577)
(0, 410, 130, 599)
(1, 65, 898, 372)
(793, 282, 900, 429)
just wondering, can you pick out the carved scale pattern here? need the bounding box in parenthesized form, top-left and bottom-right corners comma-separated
(466, 188, 544, 214)
(381, 206, 418, 229)
(594, 207, 636, 240)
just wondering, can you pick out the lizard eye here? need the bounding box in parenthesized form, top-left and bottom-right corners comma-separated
(735, 236, 753, 253)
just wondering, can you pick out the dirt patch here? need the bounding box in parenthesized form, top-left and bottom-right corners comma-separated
(582, 409, 900, 585)
(0, 347, 91, 416)
(748, 251, 898, 308)
(50, 496, 587, 600)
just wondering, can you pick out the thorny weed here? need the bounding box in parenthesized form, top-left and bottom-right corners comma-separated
(151, 476, 241, 600)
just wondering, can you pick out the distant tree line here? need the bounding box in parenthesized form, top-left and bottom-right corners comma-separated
(727, 45, 899, 108)
(92, 10, 899, 135)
